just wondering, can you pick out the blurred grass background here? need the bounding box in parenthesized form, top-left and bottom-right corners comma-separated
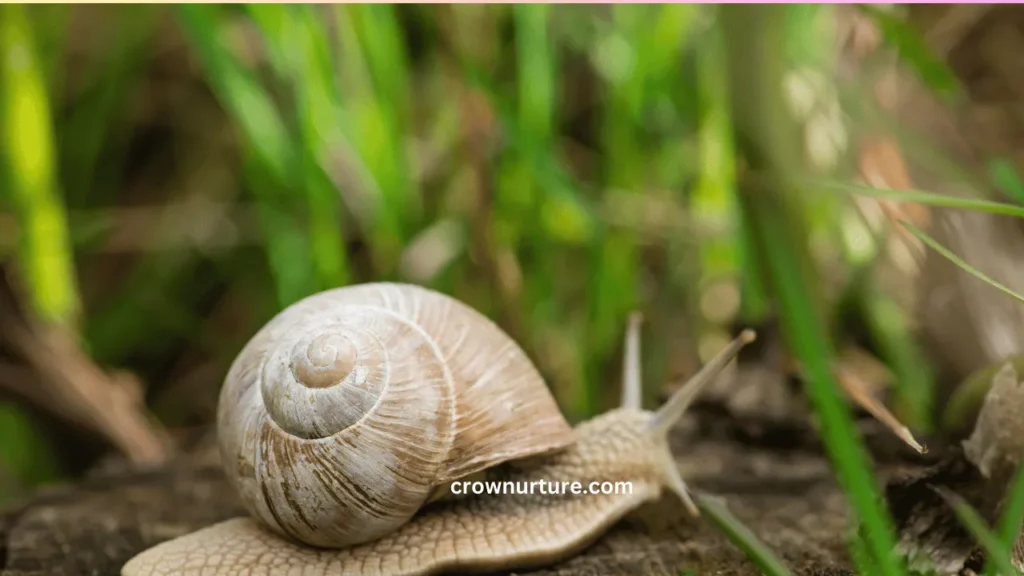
(3, 4, 1024, 573)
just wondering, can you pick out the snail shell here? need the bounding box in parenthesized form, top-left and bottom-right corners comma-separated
(217, 282, 576, 548)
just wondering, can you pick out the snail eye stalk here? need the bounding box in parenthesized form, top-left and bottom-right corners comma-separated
(647, 330, 755, 437)
(621, 312, 643, 411)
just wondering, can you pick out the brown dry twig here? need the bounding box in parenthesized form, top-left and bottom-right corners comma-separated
(0, 274, 169, 465)
(0, 202, 261, 254)
(834, 362, 927, 454)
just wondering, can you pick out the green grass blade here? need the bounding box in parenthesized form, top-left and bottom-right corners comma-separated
(997, 464, 1024, 558)
(721, 5, 905, 574)
(330, 5, 414, 273)
(695, 494, 795, 576)
(740, 184, 906, 575)
(808, 179, 1024, 219)
(902, 220, 1024, 305)
(244, 5, 292, 76)
(176, 4, 320, 306)
(857, 5, 961, 100)
(348, 5, 410, 124)
(0, 402, 60, 506)
(291, 6, 350, 288)
(692, 17, 740, 334)
(344, 5, 416, 239)
(243, 147, 315, 307)
(936, 487, 1020, 576)
(0, 4, 80, 327)
(175, 5, 296, 188)
(510, 2, 560, 386)
(988, 159, 1024, 206)
(515, 4, 554, 146)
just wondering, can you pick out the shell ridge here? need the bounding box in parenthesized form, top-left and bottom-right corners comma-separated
(365, 303, 458, 476)
(260, 304, 440, 438)
(462, 339, 518, 392)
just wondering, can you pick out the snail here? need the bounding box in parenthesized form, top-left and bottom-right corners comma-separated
(122, 282, 754, 576)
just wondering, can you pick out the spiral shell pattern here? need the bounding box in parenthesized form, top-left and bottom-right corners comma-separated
(217, 283, 575, 548)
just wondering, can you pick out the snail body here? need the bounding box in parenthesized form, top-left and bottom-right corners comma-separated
(123, 283, 753, 576)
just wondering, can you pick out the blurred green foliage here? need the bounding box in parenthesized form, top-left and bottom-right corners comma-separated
(1, 4, 1019, 573)
(1, 4, 79, 327)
